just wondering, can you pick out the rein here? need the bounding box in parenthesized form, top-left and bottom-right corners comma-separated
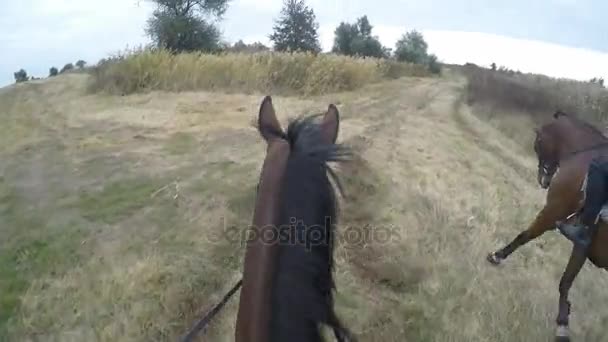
(568, 141, 608, 157)
(556, 141, 608, 166)
(180, 279, 243, 342)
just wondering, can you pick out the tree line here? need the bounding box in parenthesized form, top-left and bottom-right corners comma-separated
(13, 0, 441, 83)
(13, 60, 87, 83)
(144, 0, 441, 72)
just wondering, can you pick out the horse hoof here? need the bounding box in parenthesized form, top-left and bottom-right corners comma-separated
(486, 252, 502, 266)
(555, 325, 570, 342)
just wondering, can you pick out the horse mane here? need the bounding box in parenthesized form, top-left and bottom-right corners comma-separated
(552, 110, 607, 140)
(268, 113, 351, 342)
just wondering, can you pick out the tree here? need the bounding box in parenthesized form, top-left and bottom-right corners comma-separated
(491, 62, 497, 71)
(394, 30, 428, 64)
(357, 16, 372, 37)
(14, 69, 28, 83)
(49, 67, 59, 77)
(144, 0, 229, 53)
(332, 22, 359, 56)
(332, 15, 387, 58)
(394, 30, 441, 74)
(269, 0, 321, 53)
(350, 35, 386, 58)
(60, 63, 74, 73)
(76, 60, 87, 69)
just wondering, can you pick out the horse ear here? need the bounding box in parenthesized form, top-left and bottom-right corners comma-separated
(320, 104, 340, 144)
(258, 96, 284, 142)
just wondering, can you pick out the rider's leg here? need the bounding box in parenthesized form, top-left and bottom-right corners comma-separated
(557, 159, 607, 250)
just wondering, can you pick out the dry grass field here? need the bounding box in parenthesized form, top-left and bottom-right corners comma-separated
(1, 56, 607, 342)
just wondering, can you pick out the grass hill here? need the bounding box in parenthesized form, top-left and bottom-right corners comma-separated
(1, 52, 607, 341)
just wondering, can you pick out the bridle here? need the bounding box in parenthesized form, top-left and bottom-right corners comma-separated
(535, 140, 608, 186)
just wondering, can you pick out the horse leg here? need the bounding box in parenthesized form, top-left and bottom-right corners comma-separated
(554, 244, 588, 342)
(487, 202, 566, 265)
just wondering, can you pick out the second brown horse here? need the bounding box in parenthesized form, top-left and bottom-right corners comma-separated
(487, 110, 608, 341)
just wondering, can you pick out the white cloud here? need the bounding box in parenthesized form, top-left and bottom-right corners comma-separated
(314, 24, 608, 82)
(422, 30, 608, 81)
(0, 0, 155, 86)
(234, 0, 282, 12)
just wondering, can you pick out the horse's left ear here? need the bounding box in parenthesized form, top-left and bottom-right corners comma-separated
(320, 104, 340, 144)
(258, 95, 284, 143)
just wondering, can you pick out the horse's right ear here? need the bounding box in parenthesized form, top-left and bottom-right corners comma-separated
(258, 96, 284, 142)
(319, 104, 340, 144)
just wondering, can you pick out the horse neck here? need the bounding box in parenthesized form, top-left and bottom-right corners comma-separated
(269, 155, 336, 342)
(554, 122, 608, 160)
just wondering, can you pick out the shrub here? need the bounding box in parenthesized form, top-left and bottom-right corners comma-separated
(427, 54, 441, 74)
(13, 69, 28, 83)
(60, 63, 74, 73)
(49, 67, 59, 77)
(395, 30, 428, 65)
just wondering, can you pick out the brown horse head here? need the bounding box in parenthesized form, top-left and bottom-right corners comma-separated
(235, 96, 355, 342)
(533, 110, 608, 189)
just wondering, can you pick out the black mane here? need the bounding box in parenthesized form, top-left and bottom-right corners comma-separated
(268, 113, 352, 342)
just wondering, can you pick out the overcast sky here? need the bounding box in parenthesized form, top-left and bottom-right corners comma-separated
(1, 0, 608, 87)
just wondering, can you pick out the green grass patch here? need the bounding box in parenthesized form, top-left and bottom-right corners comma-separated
(76, 178, 162, 224)
(164, 132, 198, 155)
(0, 178, 84, 339)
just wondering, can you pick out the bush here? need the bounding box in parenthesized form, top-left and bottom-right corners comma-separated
(394, 30, 441, 74)
(49, 67, 59, 77)
(427, 54, 441, 74)
(60, 63, 74, 73)
(13, 69, 28, 83)
(395, 30, 428, 64)
(88, 47, 429, 96)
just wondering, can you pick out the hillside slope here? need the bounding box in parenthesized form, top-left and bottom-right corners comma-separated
(1, 71, 607, 341)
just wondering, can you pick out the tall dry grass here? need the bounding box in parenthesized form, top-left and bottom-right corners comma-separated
(462, 64, 608, 126)
(88, 47, 430, 96)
